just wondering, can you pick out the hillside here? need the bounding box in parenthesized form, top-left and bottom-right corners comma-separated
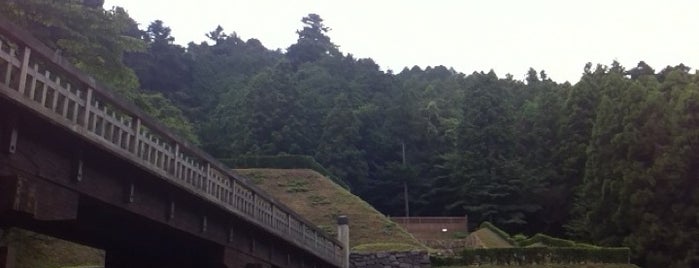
(236, 169, 426, 252)
(468, 228, 514, 249)
(2, 229, 104, 268)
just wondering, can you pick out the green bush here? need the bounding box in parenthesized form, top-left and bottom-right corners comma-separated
(520, 233, 576, 247)
(479, 221, 518, 246)
(220, 155, 349, 189)
(452, 231, 469, 239)
(512, 233, 528, 243)
(430, 256, 461, 266)
(448, 247, 630, 266)
(519, 233, 602, 249)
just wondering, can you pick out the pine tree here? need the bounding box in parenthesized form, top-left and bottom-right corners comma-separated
(446, 71, 540, 228)
(315, 94, 368, 189)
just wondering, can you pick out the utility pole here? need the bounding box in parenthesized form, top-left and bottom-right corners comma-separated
(402, 141, 409, 218)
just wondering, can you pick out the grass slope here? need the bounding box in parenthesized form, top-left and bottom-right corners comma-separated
(470, 228, 514, 248)
(236, 169, 426, 252)
(2, 229, 104, 268)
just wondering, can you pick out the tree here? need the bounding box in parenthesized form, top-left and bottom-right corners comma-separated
(1, 1, 199, 143)
(238, 62, 309, 155)
(514, 68, 568, 234)
(206, 25, 228, 44)
(315, 94, 368, 189)
(124, 20, 191, 100)
(626, 61, 655, 80)
(0, 0, 144, 96)
(287, 13, 340, 66)
(445, 71, 541, 228)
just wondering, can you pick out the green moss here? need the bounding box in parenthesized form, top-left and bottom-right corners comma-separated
(316, 225, 337, 237)
(277, 179, 309, 193)
(308, 194, 330, 206)
(381, 222, 397, 235)
(244, 171, 265, 184)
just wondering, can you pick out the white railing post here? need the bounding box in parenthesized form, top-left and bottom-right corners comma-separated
(131, 117, 141, 155)
(83, 88, 92, 127)
(17, 47, 30, 94)
(337, 216, 349, 268)
(173, 144, 180, 178)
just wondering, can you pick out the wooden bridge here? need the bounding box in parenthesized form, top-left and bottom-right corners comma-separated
(0, 17, 344, 268)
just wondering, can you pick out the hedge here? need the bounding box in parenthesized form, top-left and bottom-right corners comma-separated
(479, 221, 518, 246)
(519, 233, 599, 248)
(431, 247, 630, 266)
(219, 155, 349, 189)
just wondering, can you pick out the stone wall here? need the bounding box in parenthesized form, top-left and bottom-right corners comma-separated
(350, 251, 430, 268)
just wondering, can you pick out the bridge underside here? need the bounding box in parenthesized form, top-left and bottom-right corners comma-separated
(0, 99, 330, 268)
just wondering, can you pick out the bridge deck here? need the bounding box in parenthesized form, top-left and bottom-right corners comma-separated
(0, 16, 342, 267)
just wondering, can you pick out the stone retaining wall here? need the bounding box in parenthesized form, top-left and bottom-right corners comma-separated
(350, 251, 430, 268)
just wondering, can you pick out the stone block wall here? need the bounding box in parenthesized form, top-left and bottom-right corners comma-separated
(350, 251, 430, 268)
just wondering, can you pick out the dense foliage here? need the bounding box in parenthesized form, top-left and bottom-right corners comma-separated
(0, 0, 198, 142)
(3, 2, 698, 267)
(431, 247, 631, 266)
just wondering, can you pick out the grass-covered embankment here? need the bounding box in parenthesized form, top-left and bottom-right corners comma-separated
(236, 168, 426, 252)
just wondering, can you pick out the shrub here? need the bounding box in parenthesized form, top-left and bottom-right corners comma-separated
(452, 231, 469, 239)
(445, 247, 631, 266)
(479, 221, 518, 246)
(430, 256, 461, 266)
(512, 233, 528, 243)
(519, 233, 576, 247)
(519, 233, 602, 249)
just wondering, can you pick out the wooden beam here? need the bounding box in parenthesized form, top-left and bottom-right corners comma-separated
(0, 175, 36, 216)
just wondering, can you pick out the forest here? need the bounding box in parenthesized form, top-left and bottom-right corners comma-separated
(1, 1, 698, 267)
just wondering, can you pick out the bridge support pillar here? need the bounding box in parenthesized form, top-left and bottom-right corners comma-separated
(0, 245, 16, 268)
(104, 246, 246, 268)
(104, 249, 179, 268)
(219, 248, 268, 268)
(0, 175, 35, 216)
(0, 175, 78, 221)
(104, 250, 137, 268)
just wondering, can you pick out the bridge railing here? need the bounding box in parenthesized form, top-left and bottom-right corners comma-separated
(0, 18, 343, 266)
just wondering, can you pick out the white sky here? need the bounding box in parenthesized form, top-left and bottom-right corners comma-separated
(104, 0, 699, 83)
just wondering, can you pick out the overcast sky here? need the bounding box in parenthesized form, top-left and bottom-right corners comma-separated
(104, 0, 699, 83)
